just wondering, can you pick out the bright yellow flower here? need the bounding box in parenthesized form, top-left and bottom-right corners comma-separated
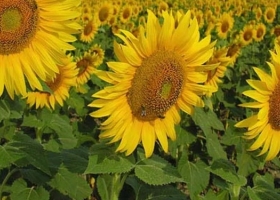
(0, 0, 81, 99)
(236, 43, 280, 161)
(216, 13, 234, 39)
(254, 23, 266, 42)
(264, 7, 276, 23)
(89, 10, 216, 158)
(240, 24, 255, 46)
(26, 57, 78, 109)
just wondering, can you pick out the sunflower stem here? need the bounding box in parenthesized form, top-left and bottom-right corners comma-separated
(109, 173, 128, 200)
(0, 168, 18, 199)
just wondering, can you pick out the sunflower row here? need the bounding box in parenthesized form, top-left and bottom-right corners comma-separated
(1, 0, 280, 161)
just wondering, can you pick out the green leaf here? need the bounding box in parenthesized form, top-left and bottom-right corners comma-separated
(22, 114, 44, 128)
(247, 187, 262, 200)
(178, 152, 209, 198)
(134, 149, 182, 185)
(61, 147, 89, 173)
(20, 169, 51, 186)
(205, 130, 227, 160)
(10, 179, 49, 200)
(236, 143, 260, 177)
(207, 159, 247, 186)
(0, 100, 10, 121)
(48, 165, 92, 200)
(46, 114, 77, 149)
(126, 175, 186, 200)
(249, 173, 280, 199)
(0, 145, 25, 169)
(192, 107, 224, 133)
(85, 143, 135, 174)
(8, 134, 50, 175)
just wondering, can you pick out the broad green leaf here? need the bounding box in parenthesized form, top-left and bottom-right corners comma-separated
(192, 107, 224, 133)
(8, 134, 50, 175)
(85, 144, 135, 174)
(205, 130, 227, 160)
(178, 152, 209, 198)
(236, 143, 260, 177)
(207, 159, 247, 186)
(48, 165, 91, 200)
(0, 145, 25, 169)
(10, 179, 49, 200)
(21, 114, 44, 128)
(20, 169, 51, 186)
(220, 120, 242, 146)
(247, 187, 262, 200)
(126, 175, 186, 200)
(0, 100, 10, 121)
(46, 114, 77, 149)
(61, 147, 89, 173)
(134, 149, 182, 185)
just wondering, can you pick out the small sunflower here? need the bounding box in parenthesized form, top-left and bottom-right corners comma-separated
(95, 2, 114, 25)
(80, 19, 99, 43)
(271, 25, 280, 37)
(205, 47, 231, 96)
(75, 52, 98, 85)
(26, 57, 78, 109)
(0, 0, 81, 99)
(254, 23, 266, 42)
(119, 5, 133, 24)
(240, 24, 255, 46)
(157, 1, 169, 16)
(227, 43, 242, 65)
(264, 7, 276, 23)
(236, 43, 280, 161)
(216, 13, 234, 39)
(89, 10, 216, 157)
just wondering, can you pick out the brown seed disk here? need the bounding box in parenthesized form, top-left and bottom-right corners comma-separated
(127, 50, 184, 121)
(269, 82, 280, 130)
(0, 0, 38, 54)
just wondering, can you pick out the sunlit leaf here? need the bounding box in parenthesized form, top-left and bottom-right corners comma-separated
(134, 149, 183, 185)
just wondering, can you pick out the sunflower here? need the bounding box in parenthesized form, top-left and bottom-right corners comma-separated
(157, 1, 169, 16)
(95, 2, 114, 25)
(235, 43, 280, 161)
(240, 24, 255, 46)
(75, 52, 98, 85)
(119, 5, 133, 24)
(89, 10, 216, 157)
(216, 13, 234, 39)
(254, 6, 262, 21)
(226, 43, 242, 65)
(26, 57, 78, 109)
(254, 23, 266, 42)
(271, 25, 280, 37)
(205, 47, 231, 96)
(80, 19, 99, 43)
(0, 0, 81, 99)
(264, 7, 276, 23)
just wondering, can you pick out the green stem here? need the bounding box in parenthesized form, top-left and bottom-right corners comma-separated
(0, 168, 18, 199)
(109, 173, 128, 200)
(230, 184, 241, 200)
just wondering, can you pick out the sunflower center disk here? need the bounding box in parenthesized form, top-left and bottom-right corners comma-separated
(0, 0, 38, 54)
(127, 50, 184, 121)
(269, 83, 280, 130)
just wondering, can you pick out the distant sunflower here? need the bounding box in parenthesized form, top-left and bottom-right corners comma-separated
(89, 10, 216, 157)
(157, 1, 169, 16)
(240, 24, 255, 46)
(264, 7, 276, 23)
(254, 23, 266, 42)
(26, 57, 78, 109)
(76, 52, 97, 85)
(80, 19, 99, 43)
(235, 43, 280, 161)
(95, 2, 113, 25)
(227, 43, 242, 65)
(271, 25, 280, 37)
(216, 13, 234, 39)
(0, 0, 81, 98)
(119, 5, 133, 24)
(205, 47, 231, 96)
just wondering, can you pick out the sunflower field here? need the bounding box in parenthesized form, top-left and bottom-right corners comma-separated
(2, 0, 280, 199)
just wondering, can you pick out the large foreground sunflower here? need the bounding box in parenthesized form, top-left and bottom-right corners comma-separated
(235, 43, 280, 161)
(89, 10, 216, 157)
(0, 0, 81, 98)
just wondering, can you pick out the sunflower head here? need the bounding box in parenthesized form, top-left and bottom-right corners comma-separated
(235, 43, 280, 161)
(89, 10, 217, 158)
(264, 7, 276, 23)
